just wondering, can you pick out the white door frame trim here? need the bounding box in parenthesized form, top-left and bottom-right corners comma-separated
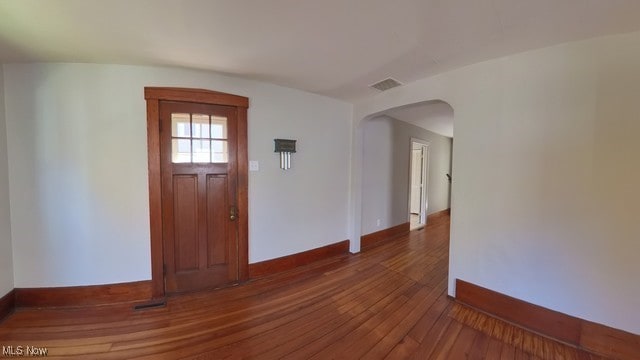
(409, 138, 430, 227)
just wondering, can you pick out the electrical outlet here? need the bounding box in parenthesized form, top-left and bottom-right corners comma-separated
(249, 161, 259, 171)
(376, 219, 381, 227)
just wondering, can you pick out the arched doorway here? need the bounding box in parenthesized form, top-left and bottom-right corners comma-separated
(360, 101, 453, 240)
(348, 98, 455, 295)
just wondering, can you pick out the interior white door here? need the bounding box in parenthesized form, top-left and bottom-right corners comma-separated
(419, 146, 429, 225)
(410, 149, 422, 214)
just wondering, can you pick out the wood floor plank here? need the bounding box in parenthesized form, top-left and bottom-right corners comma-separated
(308, 286, 433, 359)
(384, 335, 420, 359)
(405, 290, 451, 342)
(360, 279, 448, 359)
(468, 332, 491, 360)
(281, 288, 412, 360)
(409, 303, 455, 359)
(501, 344, 517, 360)
(445, 325, 478, 359)
(208, 276, 415, 359)
(486, 337, 505, 359)
(429, 320, 464, 359)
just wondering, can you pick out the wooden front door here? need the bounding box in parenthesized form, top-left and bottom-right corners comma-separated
(160, 101, 239, 293)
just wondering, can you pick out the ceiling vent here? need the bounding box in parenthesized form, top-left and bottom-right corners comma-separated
(370, 77, 402, 91)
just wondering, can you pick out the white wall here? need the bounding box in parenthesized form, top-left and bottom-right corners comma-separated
(0, 67, 14, 297)
(354, 31, 640, 334)
(361, 115, 452, 235)
(3, 63, 352, 287)
(361, 117, 394, 234)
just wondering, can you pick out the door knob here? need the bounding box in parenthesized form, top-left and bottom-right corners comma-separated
(229, 206, 238, 221)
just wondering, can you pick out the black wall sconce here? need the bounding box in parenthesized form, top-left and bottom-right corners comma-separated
(275, 139, 296, 170)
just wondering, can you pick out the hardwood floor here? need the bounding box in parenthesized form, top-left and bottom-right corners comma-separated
(0, 215, 607, 359)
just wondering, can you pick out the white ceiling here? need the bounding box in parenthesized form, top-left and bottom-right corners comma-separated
(1, 0, 640, 101)
(385, 101, 454, 138)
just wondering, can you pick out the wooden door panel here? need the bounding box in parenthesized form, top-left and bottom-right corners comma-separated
(207, 175, 228, 266)
(172, 266, 230, 293)
(173, 175, 199, 272)
(159, 100, 240, 293)
(146, 87, 248, 298)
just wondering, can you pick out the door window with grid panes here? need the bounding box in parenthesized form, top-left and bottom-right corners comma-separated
(171, 113, 228, 163)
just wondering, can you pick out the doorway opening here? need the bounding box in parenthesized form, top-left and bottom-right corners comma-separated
(354, 98, 453, 289)
(409, 140, 429, 230)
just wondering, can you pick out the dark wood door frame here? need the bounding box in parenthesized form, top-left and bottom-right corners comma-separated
(145, 87, 249, 298)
